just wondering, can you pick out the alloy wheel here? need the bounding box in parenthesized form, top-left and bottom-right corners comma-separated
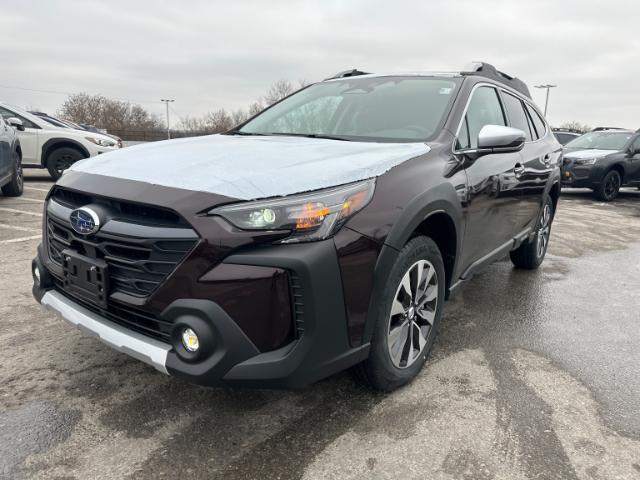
(537, 202, 552, 258)
(604, 173, 620, 199)
(55, 154, 74, 175)
(14, 153, 23, 190)
(387, 260, 438, 369)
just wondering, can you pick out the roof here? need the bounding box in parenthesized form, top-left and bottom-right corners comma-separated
(552, 128, 582, 134)
(591, 127, 630, 132)
(324, 62, 531, 98)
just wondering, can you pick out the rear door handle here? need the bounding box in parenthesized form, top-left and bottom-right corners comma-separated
(514, 163, 525, 177)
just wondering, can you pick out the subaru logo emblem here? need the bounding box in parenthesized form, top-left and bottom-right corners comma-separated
(69, 207, 101, 235)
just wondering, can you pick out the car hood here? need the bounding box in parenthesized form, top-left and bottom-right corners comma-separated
(69, 134, 430, 200)
(63, 129, 114, 143)
(563, 148, 617, 160)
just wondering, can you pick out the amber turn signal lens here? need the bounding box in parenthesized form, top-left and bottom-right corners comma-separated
(292, 202, 331, 229)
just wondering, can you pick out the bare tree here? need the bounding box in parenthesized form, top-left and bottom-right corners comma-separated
(59, 93, 164, 132)
(262, 79, 296, 106)
(247, 101, 264, 117)
(231, 109, 249, 126)
(558, 121, 591, 133)
(176, 116, 210, 135)
(205, 109, 234, 133)
(136, 79, 312, 139)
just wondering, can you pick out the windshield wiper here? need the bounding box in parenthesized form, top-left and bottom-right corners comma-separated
(268, 132, 352, 141)
(225, 130, 267, 136)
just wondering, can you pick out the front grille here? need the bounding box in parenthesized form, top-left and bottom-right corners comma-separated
(52, 277, 172, 342)
(52, 187, 187, 227)
(47, 216, 197, 297)
(46, 189, 198, 299)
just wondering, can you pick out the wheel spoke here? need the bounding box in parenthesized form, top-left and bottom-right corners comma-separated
(417, 308, 435, 325)
(424, 265, 435, 286)
(414, 321, 427, 352)
(387, 259, 439, 369)
(414, 262, 424, 295)
(391, 298, 405, 317)
(400, 273, 413, 301)
(389, 321, 409, 364)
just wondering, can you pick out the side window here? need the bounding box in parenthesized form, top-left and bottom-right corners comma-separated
(0, 107, 39, 129)
(456, 86, 505, 149)
(502, 93, 532, 141)
(631, 136, 640, 152)
(524, 109, 539, 140)
(525, 103, 547, 139)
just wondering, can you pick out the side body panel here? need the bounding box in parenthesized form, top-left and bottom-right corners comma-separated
(0, 118, 10, 179)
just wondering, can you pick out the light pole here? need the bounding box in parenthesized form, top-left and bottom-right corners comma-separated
(160, 99, 174, 139)
(534, 84, 557, 117)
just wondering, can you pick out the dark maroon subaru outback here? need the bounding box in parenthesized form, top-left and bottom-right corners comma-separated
(33, 63, 561, 390)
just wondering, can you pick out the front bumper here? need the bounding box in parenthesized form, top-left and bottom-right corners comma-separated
(561, 161, 604, 188)
(33, 239, 370, 388)
(40, 290, 171, 374)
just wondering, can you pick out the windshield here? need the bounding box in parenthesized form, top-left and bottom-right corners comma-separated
(237, 76, 460, 142)
(39, 116, 69, 128)
(565, 131, 633, 150)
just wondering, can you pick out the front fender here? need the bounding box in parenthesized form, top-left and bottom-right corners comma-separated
(360, 182, 465, 345)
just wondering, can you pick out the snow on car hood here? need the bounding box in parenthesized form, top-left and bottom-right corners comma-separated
(563, 149, 616, 160)
(70, 134, 430, 200)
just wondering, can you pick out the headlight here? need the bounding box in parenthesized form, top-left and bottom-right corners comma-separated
(209, 179, 375, 243)
(573, 157, 601, 165)
(85, 137, 116, 148)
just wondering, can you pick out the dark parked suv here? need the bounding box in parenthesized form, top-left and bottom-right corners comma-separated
(562, 129, 640, 201)
(32, 63, 561, 390)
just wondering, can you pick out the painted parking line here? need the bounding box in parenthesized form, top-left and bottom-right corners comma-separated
(0, 223, 40, 233)
(0, 207, 43, 217)
(6, 196, 45, 204)
(23, 186, 52, 193)
(0, 234, 41, 244)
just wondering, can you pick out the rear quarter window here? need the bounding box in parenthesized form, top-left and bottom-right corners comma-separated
(525, 103, 547, 139)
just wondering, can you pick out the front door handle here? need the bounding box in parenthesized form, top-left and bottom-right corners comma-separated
(514, 163, 525, 177)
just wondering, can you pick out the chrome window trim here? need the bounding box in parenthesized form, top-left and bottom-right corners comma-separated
(500, 89, 548, 145)
(451, 82, 507, 155)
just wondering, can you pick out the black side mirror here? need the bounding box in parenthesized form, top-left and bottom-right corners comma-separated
(457, 125, 526, 160)
(7, 117, 25, 131)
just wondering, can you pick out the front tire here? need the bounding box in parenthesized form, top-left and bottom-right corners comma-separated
(46, 147, 84, 180)
(1, 151, 24, 197)
(356, 236, 445, 391)
(595, 170, 621, 201)
(510, 196, 554, 269)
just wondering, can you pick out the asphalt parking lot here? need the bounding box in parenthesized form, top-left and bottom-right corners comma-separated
(1, 172, 639, 480)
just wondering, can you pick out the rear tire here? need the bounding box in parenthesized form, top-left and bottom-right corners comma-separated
(510, 196, 554, 270)
(1, 151, 23, 197)
(46, 147, 84, 180)
(355, 236, 445, 391)
(594, 170, 621, 201)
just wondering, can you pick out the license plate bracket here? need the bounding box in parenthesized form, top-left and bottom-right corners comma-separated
(61, 249, 109, 308)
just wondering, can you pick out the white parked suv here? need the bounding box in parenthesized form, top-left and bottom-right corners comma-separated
(0, 102, 120, 179)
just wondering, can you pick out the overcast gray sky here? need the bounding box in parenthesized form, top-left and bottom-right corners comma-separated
(1, 0, 638, 129)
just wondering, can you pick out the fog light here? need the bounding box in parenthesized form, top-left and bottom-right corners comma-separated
(181, 328, 199, 352)
(33, 265, 41, 286)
